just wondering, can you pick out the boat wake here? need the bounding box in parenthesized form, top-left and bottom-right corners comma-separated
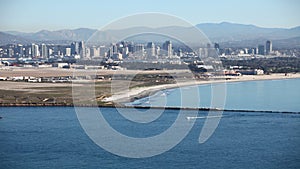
(186, 115, 223, 120)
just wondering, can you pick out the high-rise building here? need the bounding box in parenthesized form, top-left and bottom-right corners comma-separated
(31, 43, 39, 57)
(134, 44, 144, 54)
(90, 46, 100, 57)
(84, 48, 90, 59)
(258, 45, 265, 55)
(41, 44, 48, 58)
(224, 48, 232, 55)
(7, 48, 14, 57)
(214, 43, 219, 49)
(99, 46, 107, 57)
(112, 43, 118, 54)
(122, 47, 129, 58)
(71, 42, 79, 55)
(266, 40, 272, 55)
(214, 43, 220, 55)
(131, 44, 145, 59)
(206, 43, 211, 48)
(17, 44, 24, 57)
(147, 42, 155, 57)
(79, 41, 85, 58)
(65, 48, 71, 56)
(198, 47, 208, 57)
(127, 43, 134, 53)
(156, 46, 160, 56)
(48, 48, 53, 56)
(26, 47, 31, 57)
(108, 46, 113, 57)
(207, 43, 215, 57)
(248, 48, 256, 55)
(177, 49, 183, 57)
(163, 40, 172, 57)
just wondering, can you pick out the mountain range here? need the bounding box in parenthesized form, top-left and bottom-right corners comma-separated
(1, 22, 300, 48)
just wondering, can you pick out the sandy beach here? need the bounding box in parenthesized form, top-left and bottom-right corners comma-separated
(1, 67, 299, 106)
(103, 73, 300, 103)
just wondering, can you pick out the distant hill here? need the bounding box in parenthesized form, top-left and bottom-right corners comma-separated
(1, 22, 300, 47)
(0, 32, 30, 45)
(196, 22, 300, 43)
(7, 28, 97, 41)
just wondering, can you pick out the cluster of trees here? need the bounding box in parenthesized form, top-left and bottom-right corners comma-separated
(221, 57, 300, 73)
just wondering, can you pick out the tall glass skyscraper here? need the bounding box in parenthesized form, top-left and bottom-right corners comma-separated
(266, 40, 272, 55)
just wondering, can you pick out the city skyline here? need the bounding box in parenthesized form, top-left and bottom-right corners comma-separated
(1, 0, 300, 32)
(2, 39, 295, 61)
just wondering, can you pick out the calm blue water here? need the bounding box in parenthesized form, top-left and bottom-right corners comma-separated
(1, 79, 300, 169)
(1, 107, 300, 169)
(128, 78, 300, 112)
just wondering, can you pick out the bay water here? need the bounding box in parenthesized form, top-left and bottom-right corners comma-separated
(1, 79, 300, 169)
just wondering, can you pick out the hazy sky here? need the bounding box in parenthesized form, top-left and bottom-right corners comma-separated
(0, 0, 299, 32)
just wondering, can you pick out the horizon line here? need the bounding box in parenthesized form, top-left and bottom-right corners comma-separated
(1, 21, 300, 34)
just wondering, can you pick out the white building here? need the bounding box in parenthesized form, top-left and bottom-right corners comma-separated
(31, 44, 39, 57)
(41, 44, 48, 58)
(65, 48, 71, 56)
(255, 69, 264, 75)
(90, 47, 100, 57)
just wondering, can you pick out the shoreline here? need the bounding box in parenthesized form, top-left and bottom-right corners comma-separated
(103, 73, 300, 104)
(0, 73, 299, 108)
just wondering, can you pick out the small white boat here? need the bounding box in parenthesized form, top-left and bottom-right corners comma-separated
(186, 115, 223, 120)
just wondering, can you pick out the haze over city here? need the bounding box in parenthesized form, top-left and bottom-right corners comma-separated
(1, 1, 300, 168)
(1, 0, 300, 32)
